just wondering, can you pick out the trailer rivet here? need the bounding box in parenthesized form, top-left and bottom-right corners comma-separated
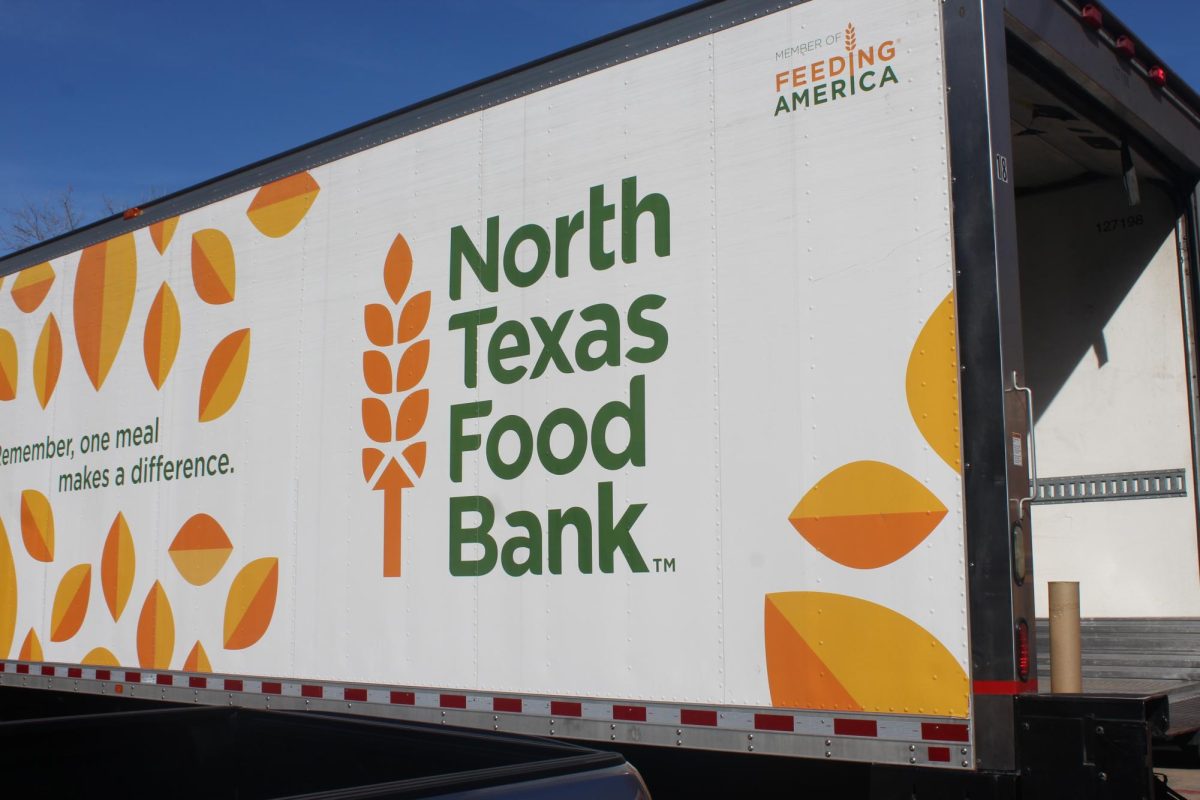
(825, 751, 832, 758)
(961, 748, 968, 755)
(494, 715, 499, 721)
(962, 760, 970, 767)
(910, 757, 917, 764)
(748, 745, 755, 752)
(1098, 772, 1107, 781)
(676, 739, 682, 746)
(1095, 726, 1104, 735)
(611, 734, 617, 740)
(909, 745, 916, 752)
(748, 734, 754, 740)
(550, 719, 556, 725)
(676, 729, 682, 736)
(611, 724, 616, 730)
(825, 739, 831, 747)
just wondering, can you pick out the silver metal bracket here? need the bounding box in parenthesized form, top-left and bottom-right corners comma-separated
(1032, 468, 1188, 505)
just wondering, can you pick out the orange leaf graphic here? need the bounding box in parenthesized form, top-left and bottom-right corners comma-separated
(0, 518, 17, 659)
(224, 557, 279, 650)
(82, 647, 120, 667)
(198, 328, 251, 422)
(397, 291, 431, 343)
(136, 581, 174, 669)
(362, 398, 391, 443)
(149, 217, 179, 255)
(33, 313, 62, 408)
(403, 441, 427, 477)
(395, 389, 429, 441)
(362, 448, 384, 481)
(143, 282, 181, 390)
(50, 564, 91, 642)
(20, 489, 54, 562)
(191, 229, 236, 304)
(11, 262, 56, 313)
(168, 513, 233, 586)
(788, 461, 946, 569)
(246, 172, 320, 238)
(101, 512, 136, 621)
(364, 304, 393, 347)
(183, 640, 212, 672)
(384, 233, 413, 304)
(363, 350, 392, 394)
(18, 628, 42, 662)
(396, 340, 429, 392)
(0, 329, 17, 400)
(74, 233, 137, 390)
(845, 23, 857, 52)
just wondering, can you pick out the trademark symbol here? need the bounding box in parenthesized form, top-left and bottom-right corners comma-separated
(653, 557, 677, 573)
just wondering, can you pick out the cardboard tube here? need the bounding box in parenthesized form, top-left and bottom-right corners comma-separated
(1049, 581, 1082, 693)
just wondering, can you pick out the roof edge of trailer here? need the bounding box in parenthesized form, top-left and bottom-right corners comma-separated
(0, 0, 803, 275)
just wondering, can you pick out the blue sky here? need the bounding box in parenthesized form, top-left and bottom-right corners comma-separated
(2, 0, 1197, 237)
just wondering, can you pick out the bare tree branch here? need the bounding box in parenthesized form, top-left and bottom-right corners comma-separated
(0, 187, 85, 253)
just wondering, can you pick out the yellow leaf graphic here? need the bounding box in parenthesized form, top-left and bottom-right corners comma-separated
(168, 513, 233, 586)
(395, 389, 429, 441)
(136, 582, 174, 669)
(50, 564, 91, 642)
(0, 518, 16, 659)
(74, 233, 137, 390)
(33, 313, 62, 409)
(384, 233, 413, 304)
(788, 461, 947, 569)
(191, 229, 236, 304)
(396, 340, 429, 392)
(149, 217, 179, 255)
(20, 489, 54, 562)
(906, 292, 962, 472)
(224, 557, 279, 650)
(246, 172, 320, 238)
(101, 512, 135, 622)
(18, 628, 42, 662)
(397, 291, 431, 343)
(0, 328, 17, 401)
(143, 283, 181, 390)
(82, 647, 120, 667)
(183, 641, 212, 673)
(198, 328, 251, 422)
(765, 592, 968, 717)
(11, 262, 56, 313)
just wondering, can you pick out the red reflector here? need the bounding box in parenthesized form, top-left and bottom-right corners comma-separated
(122, 207, 143, 220)
(390, 691, 415, 705)
(439, 694, 467, 709)
(681, 709, 718, 727)
(613, 705, 647, 722)
(41, 666, 55, 676)
(929, 746, 952, 763)
(224, 679, 244, 692)
(344, 688, 368, 702)
(125, 671, 141, 683)
(96, 669, 111, 681)
(1016, 620, 1031, 682)
(922, 723, 970, 742)
(493, 697, 522, 713)
(262, 681, 282, 695)
(16, 664, 29, 675)
(301, 684, 323, 699)
(1080, 4, 1103, 29)
(1115, 35, 1135, 59)
(1149, 66, 1167, 87)
(834, 718, 878, 737)
(551, 701, 583, 717)
(156, 674, 173, 686)
(68, 668, 82, 679)
(754, 713, 795, 732)
(189, 677, 207, 689)
(0, 663, 5, 672)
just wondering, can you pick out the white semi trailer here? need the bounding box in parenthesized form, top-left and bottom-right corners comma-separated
(2, 0, 1200, 796)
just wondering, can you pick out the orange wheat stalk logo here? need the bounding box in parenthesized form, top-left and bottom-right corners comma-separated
(845, 23, 857, 52)
(362, 233, 431, 577)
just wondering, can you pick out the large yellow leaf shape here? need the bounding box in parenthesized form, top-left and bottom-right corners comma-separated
(20, 489, 54, 562)
(183, 641, 212, 672)
(191, 229, 236, 304)
(101, 512, 135, 621)
(11, 262, 55, 313)
(18, 628, 42, 661)
(33, 313, 62, 408)
(765, 592, 968, 717)
(0, 518, 16, 659)
(50, 564, 91, 642)
(168, 514, 232, 586)
(82, 647, 120, 667)
(789, 461, 946, 569)
(224, 558, 279, 650)
(907, 292, 962, 472)
(143, 283, 181, 390)
(149, 217, 179, 255)
(198, 329, 250, 422)
(74, 233, 137, 390)
(136, 582, 174, 669)
(0, 329, 17, 400)
(246, 173, 320, 238)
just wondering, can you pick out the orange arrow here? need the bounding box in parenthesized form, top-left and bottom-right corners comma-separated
(373, 457, 412, 577)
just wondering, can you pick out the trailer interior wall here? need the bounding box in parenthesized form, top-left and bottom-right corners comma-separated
(1006, 61, 1200, 617)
